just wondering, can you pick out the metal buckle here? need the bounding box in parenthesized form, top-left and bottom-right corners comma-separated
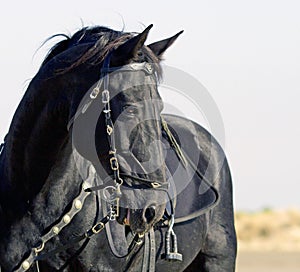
(102, 90, 110, 103)
(90, 86, 100, 99)
(151, 182, 161, 188)
(92, 222, 105, 234)
(110, 157, 119, 171)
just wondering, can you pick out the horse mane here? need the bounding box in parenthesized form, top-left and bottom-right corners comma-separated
(0, 25, 161, 223)
(41, 27, 127, 66)
(41, 26, 161, 76)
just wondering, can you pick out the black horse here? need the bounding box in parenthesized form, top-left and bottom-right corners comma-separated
(0, 25, 236, 271)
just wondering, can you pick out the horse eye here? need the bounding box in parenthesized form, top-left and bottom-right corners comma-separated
(137, 51, 144, 58)
(123, 105, 138, 116)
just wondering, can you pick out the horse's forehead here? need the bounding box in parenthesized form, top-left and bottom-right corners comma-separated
(110, 70, 158, 101)
(122, 86, 158, 103)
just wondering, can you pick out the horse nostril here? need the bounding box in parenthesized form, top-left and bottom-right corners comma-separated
(144, 205, 156, 224)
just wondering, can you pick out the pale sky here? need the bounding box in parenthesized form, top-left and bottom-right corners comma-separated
(1, 0, 300, 211)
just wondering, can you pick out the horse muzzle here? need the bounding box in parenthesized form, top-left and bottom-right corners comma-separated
(117, 204, 163, 235)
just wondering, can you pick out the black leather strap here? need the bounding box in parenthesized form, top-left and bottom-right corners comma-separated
(35, 215, 110, 261)
(142, 227, 156, 272)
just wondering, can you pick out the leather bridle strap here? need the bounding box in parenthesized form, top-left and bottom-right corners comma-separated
(14, 165, 101, 272)
(101, 52, 123, 187)
(34, 214, 110, 262)
(142, 227, 156, 272)
(67, 60, 155, 132)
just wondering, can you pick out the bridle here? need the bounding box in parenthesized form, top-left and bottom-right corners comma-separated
(69, 51, 169, 188)
(80, 51, 169, 217)
(7, 47, 219, 271)
(11, 47, 219, 271)
(14, 52, 171, 272)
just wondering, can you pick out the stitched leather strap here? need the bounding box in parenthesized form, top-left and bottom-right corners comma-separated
(142, 227, 156, 272)
(14, 165, 95, 272)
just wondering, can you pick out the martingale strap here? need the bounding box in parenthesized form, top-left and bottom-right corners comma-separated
(14, 165, 96, 272)
(34, 215, 110, 262)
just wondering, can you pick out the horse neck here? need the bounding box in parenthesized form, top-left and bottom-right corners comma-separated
(0, 140, 86, 267)
(0, 71, 92, 223)
(0, 64, 98, 210)
(0, 51, 100, 222)
(32, 139, 84, 224)
(0, 102, 69, 224)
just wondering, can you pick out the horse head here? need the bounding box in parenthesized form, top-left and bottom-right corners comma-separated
(72, 25, 183, 235)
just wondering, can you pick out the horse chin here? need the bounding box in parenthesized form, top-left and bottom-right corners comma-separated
(117, 208, 149, 235)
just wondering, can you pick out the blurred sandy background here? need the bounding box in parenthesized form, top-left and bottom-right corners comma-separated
(235, 208, 300, 271)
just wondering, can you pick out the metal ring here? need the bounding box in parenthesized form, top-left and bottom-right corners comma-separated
(102, 186, 117, 202)
(107, 125, 113, 135)
(34, 242, 45, 254)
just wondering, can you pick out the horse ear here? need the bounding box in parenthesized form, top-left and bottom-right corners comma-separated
(147, 30, 184, 58)
(112, 24, 153, 64)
